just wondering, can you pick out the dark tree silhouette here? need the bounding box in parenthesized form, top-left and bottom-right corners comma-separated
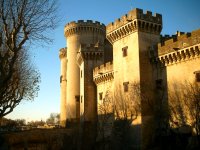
(46, 113, 60, 125)
(0, 0, 58, 117)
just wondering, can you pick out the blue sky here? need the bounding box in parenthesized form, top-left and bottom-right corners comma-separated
(7, 0, 200, 122)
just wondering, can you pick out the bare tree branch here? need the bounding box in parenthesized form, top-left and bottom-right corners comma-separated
(0, 0, 58, 117)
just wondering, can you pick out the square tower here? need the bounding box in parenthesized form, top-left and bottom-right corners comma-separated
(106, 8, 162, 148)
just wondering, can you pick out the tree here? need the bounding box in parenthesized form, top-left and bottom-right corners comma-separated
(0, 50, 40, 117)
(0, 0, 58, 117)
(46, 113, 60, 125)
(97, 88, 114, 150)
(113, 83, 141, 121)
(97, 81, 169, 150)
(14, 118, 26, 126)
(169, 81, 200, 136)
(97, 82, 142, 150)
(27, 120, 45, 127)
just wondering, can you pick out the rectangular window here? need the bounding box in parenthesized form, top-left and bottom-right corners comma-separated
(123, 82, 129, 92)
(122, 46, 128, 57)
(194, 71, 200, 82)
(196, 72, 200, 82)
(75, 95, 80, 102)
(60, 75, 63, 83)
(156, 79, 163, 89)
(81, 96, 83, 103)
(81, 70, 82, 78)
(99, 92, 103, 100)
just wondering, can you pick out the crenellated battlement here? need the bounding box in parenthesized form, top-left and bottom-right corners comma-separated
(93, 61, 113, 76)
(79, 43, 104, 51)
(76, 43, 104, 66)
(158, 29, 200, 56)
(78, 43, 104, 56)
(93, 61, 114, 84)
(106, 8, 162, 43)
(59, 47, 67, 59)
(64, 20, 106, 37)
(107, 8, 162, 33)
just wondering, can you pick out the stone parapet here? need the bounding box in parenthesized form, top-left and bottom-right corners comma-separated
(93, 61, 114, 84)
(64, 20, 106, 37)
(59, 47, 67, 59)
(106, 8, 162, 43)
(158, 29, 200, 56)
(76, 44, 104, 66)
(158, 43, 200, 66)
(79, 43, 104, 52)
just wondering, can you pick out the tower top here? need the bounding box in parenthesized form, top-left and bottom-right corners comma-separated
(64, 20, 106, 38)
(106, 8, 162, 44)
(107, 8, 162, 34)
(59, 47, 67, 59)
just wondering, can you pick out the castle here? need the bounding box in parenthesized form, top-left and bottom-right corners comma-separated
(59, 8, 200, 148)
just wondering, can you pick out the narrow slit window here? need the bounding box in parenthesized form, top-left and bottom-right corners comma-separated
(81, 96, 83, 103)
(122, 46, 128, 57)
(156, 79, 163, 89)
(99, 92, 103, 100)
(123, 82, 129, 92)
(75, 95, 80, 102)
(196, 72, 200, 82)
(60, 75, 63, 83)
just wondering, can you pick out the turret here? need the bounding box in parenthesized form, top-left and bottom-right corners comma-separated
(59, 47, 67, 127)
(64, 20, 106, 122)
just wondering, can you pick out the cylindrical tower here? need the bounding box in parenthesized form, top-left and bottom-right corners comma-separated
(59, 48, 67, 127)
(64, 20, 106, 121)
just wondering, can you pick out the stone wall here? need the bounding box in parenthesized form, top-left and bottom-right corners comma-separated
(59, 48, 67, 127)
(0, 129, 78, 150)
(64, 20, 106, 122)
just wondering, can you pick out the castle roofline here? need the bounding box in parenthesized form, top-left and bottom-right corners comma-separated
(93, 61, 114, 84)
(64, 20, 106, 37)
(106, 8, 162, 34)
(106, 8, 162, 44)
(65, 20, 105, 28)
(158, 28, 200, 56)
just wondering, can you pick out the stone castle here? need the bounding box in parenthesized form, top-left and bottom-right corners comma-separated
(59, 8, 200, 148)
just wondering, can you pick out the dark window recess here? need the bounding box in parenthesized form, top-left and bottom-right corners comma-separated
(123, 82, 129, 92)
(99, 92, 103, 100)
(196, 72, 200, 82)
(60, 75, 63, 83)
(156, 79, 163, 89)
(75, 95, 80, 102)
(81, 70, 82, 78)
(122, 46, 128, 57)
(81, 96, 83, 103)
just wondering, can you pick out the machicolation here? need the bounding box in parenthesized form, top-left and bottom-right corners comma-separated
(106, 8, 162, 43)
(64, 20, 106, 37)
(158, 29, 200, 55)
(106, 8, 162, 34)
(93, 61, 114, 84)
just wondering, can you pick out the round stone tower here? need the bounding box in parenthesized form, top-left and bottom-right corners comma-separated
(64, 20, 106, 122)
(59, 47, 67, 127)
